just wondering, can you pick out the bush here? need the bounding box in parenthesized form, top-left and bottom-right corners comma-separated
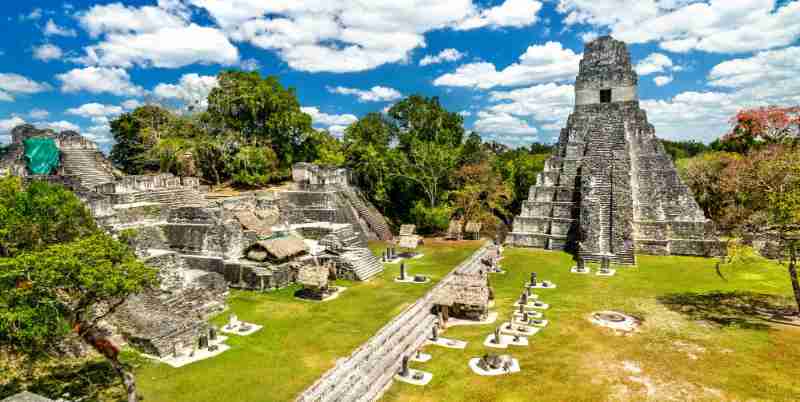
(229, 146, 280, 187)
(410, 201, 453, 235)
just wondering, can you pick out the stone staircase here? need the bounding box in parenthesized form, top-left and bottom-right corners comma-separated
(60, 148, 115, 189)
(342, 187, 394, 241)
(580, 137, 636, 265)
(338, 248, 384, 281)
(332, 225, 366, 248)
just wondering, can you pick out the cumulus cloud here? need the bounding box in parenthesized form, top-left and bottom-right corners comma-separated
(328, 86, 402, 103)
(0, 73, 52, 101)
(420, 48, 466, 66)
(557, 0, 800, 53)
(153, 73, 218, 108)
(66, 102, 124, 123)
(434, 41, 581, 89)
(37, 120, 81, 132)
(0, 116, 26, 144)
(44, 19, 77, 37)
(56, 67, 144, 96)
(642, 46, 800, 142)
(76, 2, 238, 69)
(28, 109, 50, 119)
(653, 75, 673, 86)
(186, 0, 541, 73)
(474, 110, 537, 135)
(122, 99, 142, 110)
(635, 53, 675, 76)
(33, 44, 63, 62)
(455, 0, 542, 31)
(301, 106, 358, 137)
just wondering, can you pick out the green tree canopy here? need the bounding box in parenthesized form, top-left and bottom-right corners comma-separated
(388, 95, 464, 149)
(0, 176, 96, 257)
(205, 71, 314, 166)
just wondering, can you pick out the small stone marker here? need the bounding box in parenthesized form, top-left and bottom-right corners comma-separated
(401, 355, 410, 377)
(530, 272, 537, 286)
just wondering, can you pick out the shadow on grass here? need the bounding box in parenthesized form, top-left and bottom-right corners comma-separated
(658, 291, 798, 330)
(0, 359, 123, 402)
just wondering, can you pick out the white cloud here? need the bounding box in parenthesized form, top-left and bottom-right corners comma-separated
(122, 99, 142, 110)
(44, 19, 77, 37)
(0, 116, 26, 144)
(37, 120, 81, 132)
(301, 106, 358, 127)
(557, 0, 800, 53)
(240, 58, 261, 71)
(474, 110, 538, 136)
(76, 3, 238, 69)
(78, 2, 188, 37)
(56, 67, 144, 96)
(187, 0, 541, 73)
(458, 110, 473, 117)
(581, 31, 599, 43)
(455, 0, 542, 31)
(328, 86, 402, 103)
(66, 103, 124, 123)
(653, 75, 673, 86)
(0, 116, 26, 132)
(486, 83, 575, 124)
(153, 73, 218, 108)
(20, 8, 43, 21)
(0, 73, 52, 101)
(420, 48, 465, 66)
(434, 41, 581, 89)
(28, 109, 49, 119)
(79, 24, 239, 69)
(708, 46, 800, 89)
(85, 125, 114, 144)
(33, 44, 63, 62)
(635, 53, 674, 76)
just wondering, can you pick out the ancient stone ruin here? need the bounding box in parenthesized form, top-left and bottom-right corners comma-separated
(508, 36, 723, 264)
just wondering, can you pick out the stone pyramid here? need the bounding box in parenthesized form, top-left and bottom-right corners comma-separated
(508, 36, 721, 264)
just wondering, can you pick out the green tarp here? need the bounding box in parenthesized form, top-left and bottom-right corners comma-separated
(23, 137, 60, 175)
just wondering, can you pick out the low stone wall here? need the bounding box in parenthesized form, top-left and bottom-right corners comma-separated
(296, 242, 494, 402)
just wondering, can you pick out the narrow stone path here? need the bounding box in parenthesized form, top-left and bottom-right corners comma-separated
(296, 242, 495, 402)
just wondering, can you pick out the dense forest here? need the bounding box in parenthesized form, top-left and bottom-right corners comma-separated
(105, 70, 800, 240)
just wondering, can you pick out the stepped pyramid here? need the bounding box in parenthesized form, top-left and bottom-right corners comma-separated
(508, 36, 722, 264)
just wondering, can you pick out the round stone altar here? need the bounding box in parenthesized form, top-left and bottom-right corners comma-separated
(589, 310, 639, 333)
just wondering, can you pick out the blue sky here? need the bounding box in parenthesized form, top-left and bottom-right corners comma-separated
(1, 0, 799, 151)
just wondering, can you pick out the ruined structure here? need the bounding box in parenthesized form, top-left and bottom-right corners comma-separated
(508, 36, 722, 264)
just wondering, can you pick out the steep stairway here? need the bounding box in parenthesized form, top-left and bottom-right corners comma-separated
(60, 148, 115, 189)
(338, 248, 384, 281)
(342, 187, 394, 241)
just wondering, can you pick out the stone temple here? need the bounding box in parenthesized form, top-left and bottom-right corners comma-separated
(508, 36, 722, 264)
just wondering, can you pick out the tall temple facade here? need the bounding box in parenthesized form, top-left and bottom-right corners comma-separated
(508, 36, 722, 264)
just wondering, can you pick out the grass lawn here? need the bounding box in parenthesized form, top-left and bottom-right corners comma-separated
(134, 240, 483, 402)
(382, 248, 800, 402)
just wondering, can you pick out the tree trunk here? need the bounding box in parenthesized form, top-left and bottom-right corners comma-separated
(788, 241, 800, 315)
(80, 329, 138, 402)
(107, 354, 138, 402)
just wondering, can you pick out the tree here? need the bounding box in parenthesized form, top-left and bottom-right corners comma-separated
(677, 152, 741, 227)
(0, 178, 158, 402)
(393, 139, 459, 208)
(712, 106, 800, 153)
(344, 113, 398, 206)
(0, 177, 96, 257)
(0, 234, 157, 402)
(387, 95, 464, 149)
(720, 145, 800, 313)
(451, 161, 512, 229)
(205, 71, 314, 167)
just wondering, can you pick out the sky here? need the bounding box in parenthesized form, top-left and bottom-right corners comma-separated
(0, 0, 799, 152)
